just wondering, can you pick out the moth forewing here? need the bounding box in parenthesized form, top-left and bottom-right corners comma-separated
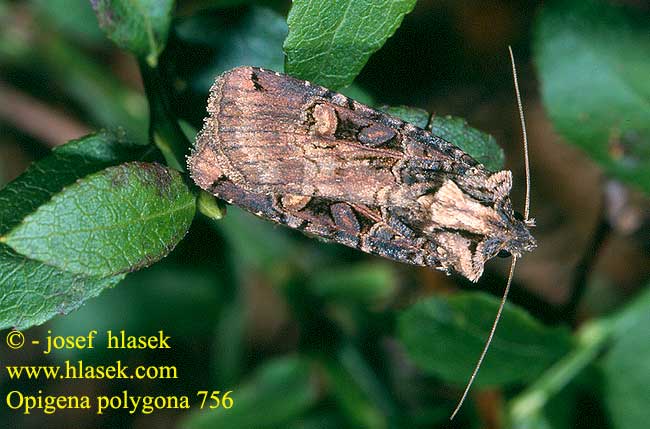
(188, 66, 536, 282)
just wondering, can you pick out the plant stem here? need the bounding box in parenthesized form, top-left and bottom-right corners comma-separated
(139, 60, 189, 171)
(197, 190, 227, 220)
(508, 287, 650, 424)
(563, 187, 611, 324)
(508, 320, 610, 423)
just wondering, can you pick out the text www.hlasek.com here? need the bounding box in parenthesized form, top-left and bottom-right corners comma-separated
(6, 360, 177, 380)
(5, 361, 234, 415)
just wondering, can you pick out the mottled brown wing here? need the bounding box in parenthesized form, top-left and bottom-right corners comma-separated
(208, 178, 444, 269)
(188, 66, 480, 208)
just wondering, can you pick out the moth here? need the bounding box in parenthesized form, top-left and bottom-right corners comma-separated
(188, 67, 536, 282)
(188, 48, 535, 418)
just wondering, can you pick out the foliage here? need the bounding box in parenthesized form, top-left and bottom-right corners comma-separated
(0, 0, 648, 428)
(399, 293, 572, 386)
(535, 0, 650, 194)
(91, 0, 175, 66)
(284, 0, 417, 89)
(383, 106, 505, 171)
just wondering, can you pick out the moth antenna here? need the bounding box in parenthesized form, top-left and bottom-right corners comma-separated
(509, 45, 531, 221)
(449, 46, 530, 420)
(450, 257, 517, 420)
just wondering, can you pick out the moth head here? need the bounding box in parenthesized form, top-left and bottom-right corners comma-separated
(487, 171, 537, 258)
(419, 173, 536, 281)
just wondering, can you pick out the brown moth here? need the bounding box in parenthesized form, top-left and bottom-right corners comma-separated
(188, 66, 536, 282)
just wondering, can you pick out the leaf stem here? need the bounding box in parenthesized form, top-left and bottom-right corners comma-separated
(139, 60, 189, 171)
(562, 186, 611, 324)
(508, 287, 650, 423)
(508, 320, 610, 423)
(197, 190, 227, 221)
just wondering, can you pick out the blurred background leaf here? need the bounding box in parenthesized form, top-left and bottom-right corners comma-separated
(0, 11, 149, 144)
(534, 0, 650, 193)
(398, 293, 573, 386)
(310, 263, 396, 307)
(182, 357, 318, 429)
(601, 287, 650, 429)
(31, 0, 106, 43)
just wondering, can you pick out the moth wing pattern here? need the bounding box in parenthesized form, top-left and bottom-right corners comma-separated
(190, 67, 482, 208)
(208, 178, 443, 269)
(188, 66, 536, 281)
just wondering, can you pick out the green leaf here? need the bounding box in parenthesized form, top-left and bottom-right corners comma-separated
(0, 244, 123, 330)
(182, 357, 318, 429)
(381, 105, 430, 129)
(430, 115, 505, 171)
(534, 0, 650, 193)
(0, 131, 153, 329)
(284, 0, 417, 89)
(398, 293, 572, 387)
(601, 288, 650, 429)
(2, 162, 195, 277)
(382, 107, 505, 171)
(0, 130, 152, 236)
(175, 6, 287, 93)
(91, 0, 175, 66)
